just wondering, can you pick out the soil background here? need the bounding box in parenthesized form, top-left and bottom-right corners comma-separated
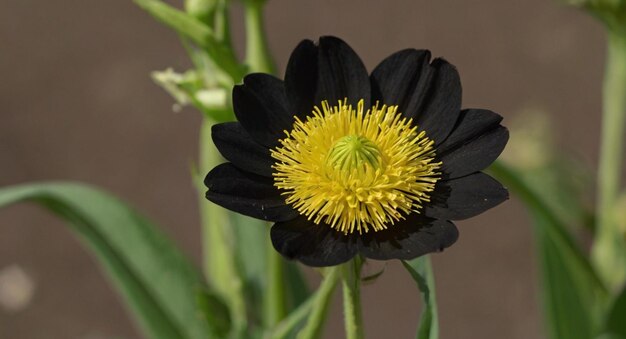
(0, 0, 606, 338)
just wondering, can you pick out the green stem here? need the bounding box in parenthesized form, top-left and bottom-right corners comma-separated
(241, 0, 285, 327)
(297, 267, 341, 339)
(592, 32, 626, 291)
(268, 287, 317, 339)
(265, 228, 287, 327)
(198, 118, 247, 332)
(342, 258, 364, 339)
(213, 0, 233, 47)
(243, 0, 276, 74)
(417, 257, 439, 339)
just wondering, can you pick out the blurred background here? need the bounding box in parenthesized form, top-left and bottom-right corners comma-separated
(0, 0, 607, 338)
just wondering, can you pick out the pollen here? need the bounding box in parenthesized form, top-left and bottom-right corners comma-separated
(271, 99, 441, 234)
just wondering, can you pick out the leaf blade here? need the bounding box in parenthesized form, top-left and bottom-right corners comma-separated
(402, 256, 439, 339)
(604, 285, 626, 337)
(133, 0, 245, 81)
(0, 182, 222, 339)
(490, 162, 609, 339)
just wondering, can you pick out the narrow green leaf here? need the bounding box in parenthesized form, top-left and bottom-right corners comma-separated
(0, 182, 223, 339)
(133, 0, 245, 81)
(285, 261, 310, 310)
(596, 334, 626, 339)
(232, 213, 268, 328)
(267, 291, 316, 339)
(296, 267, 341, 339)
(232, 214, 310, 329)
(533, 214, 599, 339)
(605, 285, 626, 337)
(402, 256, 439, 339)
(196, 288, 232, 337)
(490, 162, 609, 339)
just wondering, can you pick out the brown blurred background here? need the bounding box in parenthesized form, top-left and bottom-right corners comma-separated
(0, 0, 607, 338)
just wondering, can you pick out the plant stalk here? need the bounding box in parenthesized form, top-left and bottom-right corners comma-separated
(297, 267, 341, 339)
(265, 230, 287, 327)
(241, 0, 285, 327)
(342, 258, 364, 339)
(198, 118, 247, 332)
(592, 31, 626, 291)
(243, 0, 276, 75)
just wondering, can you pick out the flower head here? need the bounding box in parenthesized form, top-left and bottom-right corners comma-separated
(205, 36, 509, 267)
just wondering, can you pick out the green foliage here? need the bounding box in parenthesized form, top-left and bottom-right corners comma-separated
(603, 285, 626, 337)
(133, 0, 245, 81)
(185, 0, 219, 24)
(402, 257, 439, 339)
(196, 288, 232, 337)
(0, 183, 225, 339)
(490, 162, 610, 339)
(533, 214, 606, 339)
(295, 267, 341, 339)
(151, 68, 232, 121)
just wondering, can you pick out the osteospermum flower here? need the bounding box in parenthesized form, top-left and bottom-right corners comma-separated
(205, 36, 509, 267)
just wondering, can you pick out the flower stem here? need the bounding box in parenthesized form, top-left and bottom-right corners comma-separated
(268, 291, 316, 339)
(241, 0, 285, 327)
(592, 31, 626, 291)
(342, 258, 364, 339)
(297, 267, 341, 339)
(198, 117, 247, 332)
(243, 0, 275, 75)
(265, 229, 287, 327)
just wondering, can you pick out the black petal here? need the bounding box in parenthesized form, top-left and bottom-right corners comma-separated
(212, 122, 274, 177)
(315, 36, 371, 108)
(370, 48, 431, 113)
(205, 163, 298, 222)
(424, 172, 508, 220)
(372, 52, 461, 145)
(232, 73, 292, 148)
(284, 39, 319, 119)
(410, 59, 462, 144)
(438, 109, 503, 152)
(271, 216, 358, 267)
(438, 109, 509, 179)
(358, 214, 458, 261)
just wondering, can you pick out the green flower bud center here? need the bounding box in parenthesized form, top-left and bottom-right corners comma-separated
(326, 135, 382, 172)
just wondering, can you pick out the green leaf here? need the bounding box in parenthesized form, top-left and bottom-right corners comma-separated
(490, 162, 609, 339)
(284, 261, 310, 311)
(231, 213, 268, 327)
(295, 267, 341, 339)
(267, 291, 316, 339)
(532, 213, 604, 339)
(597, 334, 626, 339)
(231, 214, 310, 330)
(0, 182, 225, 339)
(196, 288, 232, 337)
(133, 0, 245, 81)
(402, 256, 439, 339)
(604, 285, 626, 337)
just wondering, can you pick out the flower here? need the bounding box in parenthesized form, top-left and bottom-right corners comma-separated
(205, 36, 509, 267)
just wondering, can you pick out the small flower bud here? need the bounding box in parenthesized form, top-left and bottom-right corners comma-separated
(185, 0, 218, 24)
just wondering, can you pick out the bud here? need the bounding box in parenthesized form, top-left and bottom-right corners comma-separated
(185, 0, 218, 25)
(0, 265, 35, 312)
(151, 68, 196, 107)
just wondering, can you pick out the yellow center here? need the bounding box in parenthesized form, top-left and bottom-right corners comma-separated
(271, 99, 441, 234)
